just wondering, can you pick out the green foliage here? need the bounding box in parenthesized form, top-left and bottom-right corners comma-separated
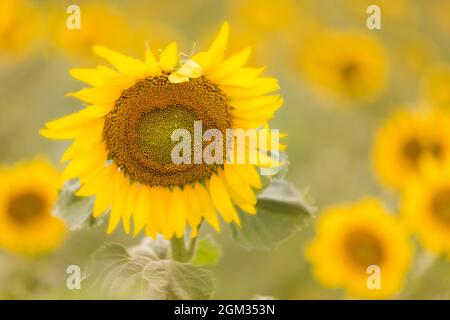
(83, 241, 215, 300)
(231, 180, 316, 250)
(53, 180, 99, 230)
(192, 235, 221, 266)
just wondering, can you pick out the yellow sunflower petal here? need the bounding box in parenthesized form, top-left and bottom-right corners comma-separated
(69, 68, 106, 87)
(121, 183, 140, 234)
(75, 165, 110, 197)
(67, 87, 123, 105)
(144, 47, 161, 76)
(223, 164, 256, 204)
(61, 121, 104, 163)
(93, 46, 146, 76)
(168, 186, 188, 238)
(234, 164, 262, 189)
(159, 42, 178, 71)
(61, 145, 107, 182)
(208, 173, 240, 225)
(39, 127, 80, 140)
(219, 67, 265, 87)
(92, 167, 121, 218)
(132, 186, 152, 237)
(222, 77, 280, 98)
(231, 95, 281, 110)
(205, 22, 230, 71)
(107, 178, 130, 234)
(194, 182, 221, 232)
(182, 184, 203, 232)
(209, 46, 252, 81)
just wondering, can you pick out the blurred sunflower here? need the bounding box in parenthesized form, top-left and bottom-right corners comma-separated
(402, 161, 450, 259)
(49, 2, 133, 60)
(422, 65, 450, 110)
(41, 23, 283, 239)
(229, 0, 297, 33)
(301, 30, 388, 103)
(0, 0, 41, 58)
(373, 109, 450, 191)
(306, 198, 413, 299)
(344, 0, 414, 23)
(0, 158, 65, 256)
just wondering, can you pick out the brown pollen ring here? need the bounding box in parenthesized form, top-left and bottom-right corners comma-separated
(103, 73, 233, 187)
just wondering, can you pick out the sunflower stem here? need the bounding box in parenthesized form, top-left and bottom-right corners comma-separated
(187, 219, 204, 259)
(170, 237, 189, 262)
(170, 220, 204, 262)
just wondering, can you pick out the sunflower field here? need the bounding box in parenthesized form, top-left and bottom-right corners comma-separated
(0, 0, 449, 300)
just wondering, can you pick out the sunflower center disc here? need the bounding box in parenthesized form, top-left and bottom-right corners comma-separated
(345, 230, 384, 268)
(103, 74, 232, 187)
(431, 188, 450, 227)
(7, 191, 45, 225)
(403, 138, 443, 167)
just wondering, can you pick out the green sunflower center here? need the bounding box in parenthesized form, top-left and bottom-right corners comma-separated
(402, 138, 443, 167)
(345, 230, 384, 269)
(137, 106, 198, 165)
(431, 188, 450, 227)
(7, 191, 45, 225)
(103, 73, 232, 187)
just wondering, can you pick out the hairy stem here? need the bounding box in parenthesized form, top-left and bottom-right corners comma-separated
(170, 237, 189, 262)
(170, 220, 204, 262)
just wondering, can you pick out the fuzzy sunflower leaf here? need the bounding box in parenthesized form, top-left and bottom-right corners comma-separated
(83, 242, 215, 300)
(192, 235, 222, 266)
(53, 180, 99, 230)
(231, 180, 316, 250)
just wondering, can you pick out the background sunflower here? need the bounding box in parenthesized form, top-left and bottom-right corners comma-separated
(1, 0, 450, 300)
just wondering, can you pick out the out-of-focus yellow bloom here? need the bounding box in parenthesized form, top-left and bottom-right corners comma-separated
(373, 109, 450, 191)
(0, 158, 65, 256)
(229, 0, 297, 33)
(402, 161, 450, 259)
(49, 3, 132, 60)
(301, 31, 388, 103)
(132, 21, 185, 54)
(345, 0, 413, 23)
(41, 22, 283, 239)
(422, 65, 450, 110)
(0, 0, 41, 58)
(306, 198, 413, 299)
(390, 32, 439, 77)
(429, 0, 450, 35)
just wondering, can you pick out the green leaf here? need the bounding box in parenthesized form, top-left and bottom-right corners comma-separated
(53, 180, 100, 230)
(231, 180, 316, 250)
(192, 235, 221, 266)
(84, 242, 215, 300)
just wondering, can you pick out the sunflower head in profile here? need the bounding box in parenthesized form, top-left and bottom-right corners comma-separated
(402, 161, 450, 259)
(306, 198, 413, 299)
(41, 22, 284, 239)
(0, 158, 65, 256)
(301, 30, 387, 103)
(373, 109, 450, 191)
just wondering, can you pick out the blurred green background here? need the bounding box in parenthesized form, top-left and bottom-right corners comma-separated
(0, 0, 449, 299)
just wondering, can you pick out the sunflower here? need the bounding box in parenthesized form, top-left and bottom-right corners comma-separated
(306, 198, 413, 299)
(422, 65, 450, 110)
(0, 158, 65, 255)
(41, 22, 283, 239)
(50, 2, 133, 60)
(0, 0, 41, 58)
(301, 30, 387, 103)
(229, 0, 297, 33)
(402, 161, 450, 259)
(373, 109, 450, 191)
